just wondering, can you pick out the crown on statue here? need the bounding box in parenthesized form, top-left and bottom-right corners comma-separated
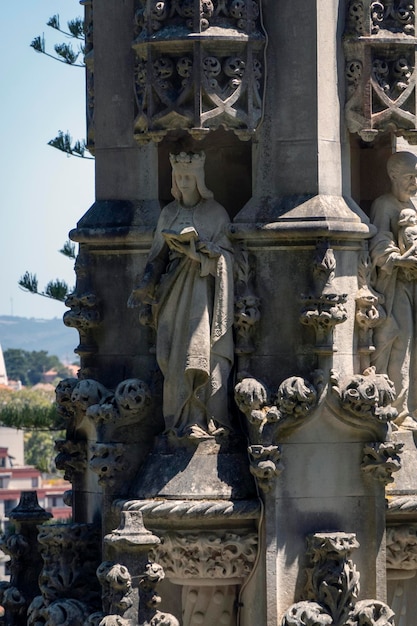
(169, 151, 206, 173)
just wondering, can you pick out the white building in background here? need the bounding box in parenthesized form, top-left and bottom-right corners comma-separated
(0, 343, 8, 387)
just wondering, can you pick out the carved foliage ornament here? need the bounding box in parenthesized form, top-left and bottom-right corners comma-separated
(95, 561, 134, 620)
(370, 1, 415, 35)
(90, 443, 130, 487)
(300, 244, 347, 354)
(55, 377, 152, 435)
(0, 492, 52, 625)
(355, 252, 386, 364)
(28, 523, 101, 626)
(386, 524, 417, 570)
(133, 0, 266, 142)
(28, 596, 92, 626)
(152, 531, 257, 581)
(346, 0, 415, 36)
(54, 438, 88, 483)
(329, 366, 397, 439)
(36, 523, 101, 604)
(63, 250, 100, 360)
(235, 366, 398, 490)
(361, 440, 403, 484)
(234, 245, 260, 356)
(136, 0, 260, 33)
(139, 562, 180, 626)
(281, 532, 395, 626)
(234, 373, 321, 492)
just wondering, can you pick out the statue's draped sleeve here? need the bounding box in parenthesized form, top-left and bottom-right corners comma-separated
(369, 195, 401, 318)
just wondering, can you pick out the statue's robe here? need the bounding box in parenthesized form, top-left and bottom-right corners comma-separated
(144, 198, 234, 436)
(370, 193, 417, 423)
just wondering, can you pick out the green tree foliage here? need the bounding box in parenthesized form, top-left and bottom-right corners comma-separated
(0, 385, 66, 473)
(30, 14, 85, 67)
(18, 239, 76, 303)
(3, 349, 72, 387)
(0, 387, 65, 472)
(0, 386, 63, 430)
(30, 11, 93, 159)
(47, 130, 93, 160)
(24, 430, 64, 473)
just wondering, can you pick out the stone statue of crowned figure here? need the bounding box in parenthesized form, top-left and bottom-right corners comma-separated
(129, 151, 234, 441)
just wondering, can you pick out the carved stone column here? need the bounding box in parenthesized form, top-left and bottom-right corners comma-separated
(0, 492, 52, 626)
(386, 431, 417, 625)
(27, 523, 101, 626)
(119, 498, 260, 626)
(386, 524, 417, 626)
(96, 510, 179, 625)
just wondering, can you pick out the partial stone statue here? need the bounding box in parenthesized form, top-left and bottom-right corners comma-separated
(129, 151, 234, 441)
(370, 151, 417, 428)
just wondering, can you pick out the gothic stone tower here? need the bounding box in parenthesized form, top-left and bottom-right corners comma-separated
(4, 2, 417, 625)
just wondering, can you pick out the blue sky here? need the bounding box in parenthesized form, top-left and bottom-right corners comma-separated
(0, 1, 94, 320)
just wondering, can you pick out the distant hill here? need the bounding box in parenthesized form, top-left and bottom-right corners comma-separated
(0, 316, 78, 363)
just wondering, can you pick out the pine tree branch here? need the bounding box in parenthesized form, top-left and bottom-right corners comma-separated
(30, 36, 85, 66)
(18, 272, 38, 294)
(48, 131, 94, 159)
(18, 273, 71, 303)
(54, 42, 81, 65)
(30, 34, 45, 53)
(47, 14, 84, 40)
(45, 280, 70, 302)
(67, 18, 85, 40)
(60, 240, 76, 260)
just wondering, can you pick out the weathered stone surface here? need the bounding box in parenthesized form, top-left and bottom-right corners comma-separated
(369, 152, 417, 429)
(20, 0, 417, 624)
(281, 532, 394, 626)
(132, 434, 256, 500)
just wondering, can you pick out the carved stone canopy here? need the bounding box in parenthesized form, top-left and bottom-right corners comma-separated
(344, 0, 417, 143)
(132, 0, 267, 142)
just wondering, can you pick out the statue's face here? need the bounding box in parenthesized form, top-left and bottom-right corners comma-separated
(175, 172, 197, 196)
(393, 168, 417, 199)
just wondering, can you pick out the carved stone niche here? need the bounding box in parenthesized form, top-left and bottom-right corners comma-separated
(344, 0, 417, 143)
(132, 0, 267, 143)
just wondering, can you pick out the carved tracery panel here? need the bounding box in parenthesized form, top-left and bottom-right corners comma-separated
(344, 0, 417, 142)
(132, 0, 266, 142)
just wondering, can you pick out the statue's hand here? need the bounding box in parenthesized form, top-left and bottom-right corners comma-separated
(169, 238, 201, 262)
(128, 285, 155, 307)
(197, 240, 221, 258)
(395, 255, 417, 269)
(128, 290, 142, 308)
